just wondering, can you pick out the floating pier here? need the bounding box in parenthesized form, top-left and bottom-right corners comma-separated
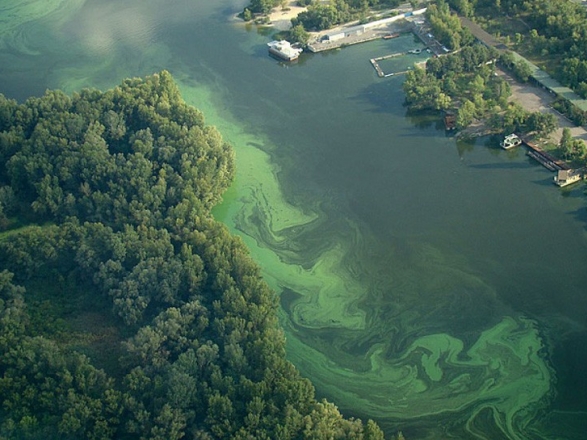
(370, 58, 385, 77)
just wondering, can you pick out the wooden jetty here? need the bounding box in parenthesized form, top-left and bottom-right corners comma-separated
(370, 58, 385, 77)
(522, 137, 570, 171)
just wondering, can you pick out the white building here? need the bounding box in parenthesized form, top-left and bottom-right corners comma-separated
(267, 40, 303, 61)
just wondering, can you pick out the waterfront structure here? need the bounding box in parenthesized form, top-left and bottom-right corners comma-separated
(267, 40, 303, 61)
(554, 169, 583, 187)
(307, 8, 427, 53)
(323, 24, 366, 41)
(444, 113, 456, 130)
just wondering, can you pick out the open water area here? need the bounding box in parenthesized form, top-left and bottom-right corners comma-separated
(1, 0, 587, 438)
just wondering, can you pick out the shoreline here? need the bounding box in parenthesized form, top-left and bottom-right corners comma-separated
(248, 1, 586, 165)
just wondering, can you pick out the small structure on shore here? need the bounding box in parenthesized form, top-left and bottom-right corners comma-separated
(444, 113, 456, 130)
(324, 24, 367, 42)
(554, 169, 583, 187)
(267, 40, 303, 61)
(500, 133, 522, 150)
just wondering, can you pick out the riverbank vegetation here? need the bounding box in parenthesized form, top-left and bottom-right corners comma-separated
(0, 72, 386, 439)
(403, 43, 557, 136)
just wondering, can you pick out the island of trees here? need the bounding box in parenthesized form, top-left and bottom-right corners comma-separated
(0, 71, 386, 439)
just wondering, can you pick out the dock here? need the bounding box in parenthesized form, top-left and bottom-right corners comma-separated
(369, 52, 406, 77)
(308, 31, 385, 53)
(369, 51, 423, 77)
(522, 137, 570, 171)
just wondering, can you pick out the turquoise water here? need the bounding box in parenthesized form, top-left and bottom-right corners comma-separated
(1, 1, 587, 438)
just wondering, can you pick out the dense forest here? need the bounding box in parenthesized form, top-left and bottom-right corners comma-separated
(0, 72, 385, 439)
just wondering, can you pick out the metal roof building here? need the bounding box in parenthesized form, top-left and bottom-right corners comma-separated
(459, 16, 587, 112)
(508, 52, 587, 112)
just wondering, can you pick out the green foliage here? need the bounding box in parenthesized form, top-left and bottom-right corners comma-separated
(456, 99, 477, 129)
(404, 44, 506, 118)
(289, 23, 310, 45)
(447, 0, 476, 17)
(0, 72, 382, 439)
(525, 111, 557, 137)
(403, 36, 557, 135)
(473, 0, 587, 99)
(248, 0, 281, 15)
(291, 0, 402, 31)
(426, 0, 474, 50)
(559, 127, 586, 161)
(243, 8, 253, 21)
(2, 71, 233, 228)
(403, 67, 447, 111)
(511, 60, 532, 83)
(552, 97, 587, 127)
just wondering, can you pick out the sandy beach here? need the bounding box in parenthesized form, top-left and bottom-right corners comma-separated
(266, 1, 307, 31)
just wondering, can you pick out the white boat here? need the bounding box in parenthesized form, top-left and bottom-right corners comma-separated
(267, 40, 303, 61)
(500, 133, 522, 150)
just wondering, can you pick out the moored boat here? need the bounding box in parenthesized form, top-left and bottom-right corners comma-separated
(501, 133, 522, 150)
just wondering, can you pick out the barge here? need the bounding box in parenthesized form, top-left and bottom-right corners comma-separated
(268, 40, 303, 61)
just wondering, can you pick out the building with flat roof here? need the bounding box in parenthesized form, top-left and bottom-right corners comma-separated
(507, 52, 587, 112)
(267, 40, 303, 61)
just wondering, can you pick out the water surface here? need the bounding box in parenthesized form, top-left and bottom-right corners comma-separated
(1, 1, 587, 438)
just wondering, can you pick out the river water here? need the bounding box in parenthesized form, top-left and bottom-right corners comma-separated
(1, 0, 587, 438)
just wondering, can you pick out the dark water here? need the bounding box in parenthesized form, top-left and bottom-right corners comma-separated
(2, 1, 587, 438)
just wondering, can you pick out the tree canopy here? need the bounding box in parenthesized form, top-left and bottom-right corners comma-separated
(0, 72, 385, 439)
(290, 0, 403, 32)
